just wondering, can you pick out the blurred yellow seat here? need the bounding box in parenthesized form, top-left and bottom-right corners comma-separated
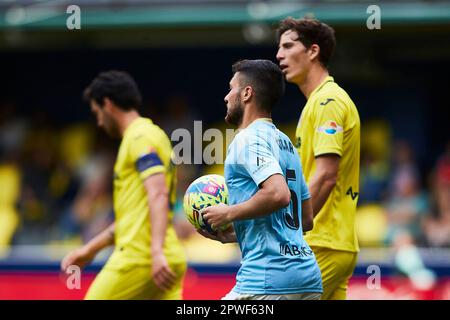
(181, 232, 240, 264)
(355, 204, 388, 247)
(0, 164, 21, 256)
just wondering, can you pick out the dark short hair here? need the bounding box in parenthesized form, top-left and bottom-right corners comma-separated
(232, 59, 285, 113)
(277, 17, 336, 67)
(83, 70, 142, 110)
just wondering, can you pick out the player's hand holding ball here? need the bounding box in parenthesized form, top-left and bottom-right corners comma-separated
(200, 203, 233, 232)
(196, 225, 236, 244)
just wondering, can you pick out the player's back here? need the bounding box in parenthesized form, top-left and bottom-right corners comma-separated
(225, 119, 323, 295)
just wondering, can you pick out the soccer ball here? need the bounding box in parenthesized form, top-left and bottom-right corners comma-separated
(183, 174, 230, 233)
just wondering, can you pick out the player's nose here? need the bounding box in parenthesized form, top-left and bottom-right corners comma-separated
(276, 48, 284, 61)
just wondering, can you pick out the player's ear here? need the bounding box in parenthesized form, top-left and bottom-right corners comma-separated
(308, 44, 320, 62)
(103, 97, 114, 111)
(242, 86, 252, 103)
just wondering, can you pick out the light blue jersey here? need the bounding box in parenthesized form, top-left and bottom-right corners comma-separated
(224, 119, 323, 295)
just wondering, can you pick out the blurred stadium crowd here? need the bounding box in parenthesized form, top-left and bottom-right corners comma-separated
(1, 96, 449, 256)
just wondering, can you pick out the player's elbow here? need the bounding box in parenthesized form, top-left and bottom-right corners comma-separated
(316, 165, 338, 190)
(303, 217, 313, 232)
(261, 174, 291, 210)
(323, 172, 337, 189)
(272, 188, 291, 209)
(280, 190, 291, 208)
(301, 199, 314, 232)
(147, 190, 169, 207)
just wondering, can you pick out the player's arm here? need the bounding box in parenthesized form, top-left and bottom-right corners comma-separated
(202, 173, 290, 228)
(309, 154, 340, 216)
(197, 225, 237, 244)
(302, 198, 314, 232)
(61, 223, 115, 272)
(143, 173, 177, 291)
(309, 97, 345, 216)
(230, 173, 290, 220)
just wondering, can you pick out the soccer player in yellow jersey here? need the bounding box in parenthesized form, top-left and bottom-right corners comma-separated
(276, 18, 360, 300)
(61, 71, 186, 299)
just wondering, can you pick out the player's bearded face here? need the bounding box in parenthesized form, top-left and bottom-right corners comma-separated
(91, 101, 121, 138)
(225, 91, 244, 126)
(102, 111, 121, 138)
(224, 73, 244, 126)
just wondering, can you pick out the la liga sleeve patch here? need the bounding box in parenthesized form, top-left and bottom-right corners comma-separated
(317, 120, 343, 135)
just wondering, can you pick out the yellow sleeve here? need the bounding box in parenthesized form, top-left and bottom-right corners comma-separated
(312, 97, 346, 157)
(128, 133, 166, 180)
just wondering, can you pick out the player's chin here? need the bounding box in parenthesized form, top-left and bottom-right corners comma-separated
(105, 127, 121, 139)
(287, 72, 303, 84)
(284, 72, 295, 83)
(224, 113, 233, 125)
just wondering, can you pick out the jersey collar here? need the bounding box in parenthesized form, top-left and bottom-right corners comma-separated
(309, 76, 334, 99)
(247, 117, 273, 128)
(123, 117, 149, 137)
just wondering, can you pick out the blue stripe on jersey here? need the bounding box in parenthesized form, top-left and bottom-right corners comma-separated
(136, 152, 163, 172)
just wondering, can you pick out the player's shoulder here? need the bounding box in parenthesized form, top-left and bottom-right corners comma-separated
(128, 118, 167, 140)
(244, 121, 275, 142)
(232, 122, 272, 150)
(314, 80, 357, 114)
(276, 128, 292, 145)
(315, 81, 345, 101)
(125, 118, 172, 155)
(232, 127, 252, 150)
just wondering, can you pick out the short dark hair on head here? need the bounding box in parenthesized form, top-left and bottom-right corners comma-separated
(232, 59, 285, 113)
(277, 17, 336, 67)
(83, 70, 142, 110)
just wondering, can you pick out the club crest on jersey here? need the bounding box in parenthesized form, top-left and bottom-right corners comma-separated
(318, 120, 343, 135)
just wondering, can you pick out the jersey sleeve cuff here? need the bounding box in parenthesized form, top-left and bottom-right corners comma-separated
(314, 147, 342, 157)
(301, 194, 311, 201)
(139, 165, 166, 180)
(253, 169, 283, 187)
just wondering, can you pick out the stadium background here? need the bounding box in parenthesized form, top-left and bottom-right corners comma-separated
(0, 0, 449, 299)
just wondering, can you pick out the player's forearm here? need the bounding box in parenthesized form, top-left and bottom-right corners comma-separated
(309, 173, 336, 217)
(149, 193, 170, 255)
(229, 187, 290, 221)
(301, 198, 314, 231)
(85, 223, 115, 255)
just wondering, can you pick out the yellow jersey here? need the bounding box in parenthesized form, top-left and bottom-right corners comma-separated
(296, 76, 360, 253)
(105, 117, 186, 271)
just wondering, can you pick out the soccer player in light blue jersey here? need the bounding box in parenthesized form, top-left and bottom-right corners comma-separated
(199, 59, 323, 300)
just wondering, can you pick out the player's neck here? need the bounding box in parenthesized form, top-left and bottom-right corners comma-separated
(118, 110, 140, 137)
(240, 107, 271, 129)
(298, 66, 329, 99)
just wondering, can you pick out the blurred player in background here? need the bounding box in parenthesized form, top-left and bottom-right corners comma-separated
(199, 59, 323, 300)
(61, 71, 186, 299)
(276, 18, 360, 300)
